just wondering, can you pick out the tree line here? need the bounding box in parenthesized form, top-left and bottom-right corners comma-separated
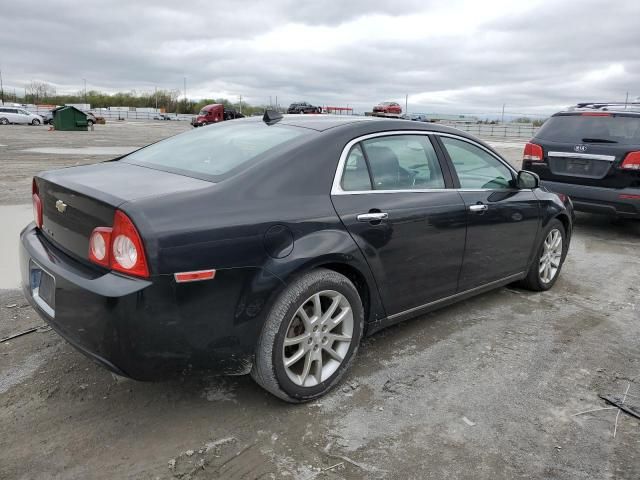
(1, 81, 268, 115)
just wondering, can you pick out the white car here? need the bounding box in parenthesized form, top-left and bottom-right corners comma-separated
(0, 107, 44, 125)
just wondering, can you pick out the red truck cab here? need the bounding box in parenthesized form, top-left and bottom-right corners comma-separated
(192, 104, 244, 127)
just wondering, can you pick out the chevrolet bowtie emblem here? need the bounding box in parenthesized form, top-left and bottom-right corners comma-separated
(55, 200, 67, 213)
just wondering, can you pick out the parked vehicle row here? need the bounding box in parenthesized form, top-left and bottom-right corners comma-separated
(21, 112, 573, 402)
(523, 102, 640, 219)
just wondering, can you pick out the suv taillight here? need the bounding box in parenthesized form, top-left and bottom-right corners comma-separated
(32, 178, 43, 229)
(621, 151, 640, 170)
(523, 142, 544, 163)
(88, 210, 149, 278)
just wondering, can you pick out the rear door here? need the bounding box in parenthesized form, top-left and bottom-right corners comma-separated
(331, 132, 467, 317)
(436, 134, 540, 291)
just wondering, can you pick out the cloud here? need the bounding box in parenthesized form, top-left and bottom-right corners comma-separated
(1, 0, 639, 116)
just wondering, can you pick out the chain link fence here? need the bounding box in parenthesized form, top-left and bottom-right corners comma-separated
(438, 122, 539, 139)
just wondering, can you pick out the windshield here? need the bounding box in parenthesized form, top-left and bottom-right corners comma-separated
(122, 121, 308, 180)
(536, 114, 640, 145)
(198, 109, 208, 115)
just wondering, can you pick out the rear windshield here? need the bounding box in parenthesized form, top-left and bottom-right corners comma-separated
(536, 114, 640, 145)
(122, 121, 308, 181)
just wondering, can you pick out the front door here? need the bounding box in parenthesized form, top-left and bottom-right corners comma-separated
(331, 133, 467, 316)
(437, 135, 540, 290)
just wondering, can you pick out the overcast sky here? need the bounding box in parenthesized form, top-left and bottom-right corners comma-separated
(1, 0, 639, 116)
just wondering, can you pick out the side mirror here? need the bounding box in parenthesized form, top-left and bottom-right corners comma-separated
(517, 170, 540, 189)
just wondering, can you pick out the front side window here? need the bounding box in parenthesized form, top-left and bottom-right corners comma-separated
(362, 135, 445, 190)
(441, 137, 513, 190)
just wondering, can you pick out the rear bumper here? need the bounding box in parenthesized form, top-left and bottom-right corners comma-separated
(540, 181, 640, 218)
(20, 224, 278, 380)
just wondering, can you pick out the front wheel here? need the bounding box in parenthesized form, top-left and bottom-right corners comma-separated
(251, 268, 364, 402)
(0, 118, 9, 125)
(31, 119, 41, 126)
(519, 219, 567, 291)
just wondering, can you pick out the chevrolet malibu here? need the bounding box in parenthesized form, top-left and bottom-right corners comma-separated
(21, 112, 573, 402)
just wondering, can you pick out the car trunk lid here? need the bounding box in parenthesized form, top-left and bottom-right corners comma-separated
(36, 161, 212, 263)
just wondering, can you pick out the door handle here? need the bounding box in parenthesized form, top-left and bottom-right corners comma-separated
(357, 212, 388, 222)
(469, 204, 488, 213)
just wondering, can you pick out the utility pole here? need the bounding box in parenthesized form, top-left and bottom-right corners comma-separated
(0, 69, 4, 105)
(239, 95, 242, 114)
(405, 93, 408, 114)
(625, 91, 629, 109)
(269, 96, 272, 108)
(275, 96, 278, 111)
(501, 103, 505, 124)
(155, 86, 158, 110)
(83, 78, 87, 105)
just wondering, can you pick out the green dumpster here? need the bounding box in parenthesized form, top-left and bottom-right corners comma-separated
(52, 106, 89, 131)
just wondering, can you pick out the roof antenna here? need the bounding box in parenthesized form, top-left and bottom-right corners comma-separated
(263, 109, 283, 124)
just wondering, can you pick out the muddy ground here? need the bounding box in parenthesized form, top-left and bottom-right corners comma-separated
(0, 122, 639, 479)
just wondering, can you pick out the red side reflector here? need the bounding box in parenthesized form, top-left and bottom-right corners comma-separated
(581, 112, 611, 116)
(619, 194, 640, 200)
(620, 151, 640, 170)
(174, 270, 216, 283)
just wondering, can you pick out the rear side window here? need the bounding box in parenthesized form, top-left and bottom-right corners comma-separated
(362, 135, 445, 190)
(122, 122, 307, 180)
(441, 137, 513, 190)
(536, 114, 640, 145)
(341, 144, 371, 191)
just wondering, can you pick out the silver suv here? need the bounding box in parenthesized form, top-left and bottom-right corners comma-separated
(0, 107, 43, 125)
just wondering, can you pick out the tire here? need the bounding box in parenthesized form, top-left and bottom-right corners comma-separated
(251, 268, 364, 402)
(0, 118, 8, 125)
(519, 219, 567, 291)
(31, 119, 41, 126)
(87, 120, 94, 127)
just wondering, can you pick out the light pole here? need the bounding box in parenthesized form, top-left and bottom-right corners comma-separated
(239, 95, 242, 114)
(501, 103, 505, 124)
(83, 78, 87, 105)
(0, 69, 4, 105)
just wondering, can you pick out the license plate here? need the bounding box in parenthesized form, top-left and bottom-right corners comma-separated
(567, 159, 590, 173)
(30, 262, 55, 318)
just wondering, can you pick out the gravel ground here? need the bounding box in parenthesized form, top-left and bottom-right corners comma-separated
(0, 122, 639, 479)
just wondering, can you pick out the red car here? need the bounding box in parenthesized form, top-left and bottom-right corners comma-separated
(373, 101, 402, 115)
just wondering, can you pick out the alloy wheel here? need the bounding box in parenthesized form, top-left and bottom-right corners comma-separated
(282, 290, 354, 387)
(539, 228, 562, 283)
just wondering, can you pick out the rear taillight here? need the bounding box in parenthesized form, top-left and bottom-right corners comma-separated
(87, 210, 149, 278)
(88, 227, 112, 267)
(32, 179, 43, 229)
(523, 142, 544, 162)
(621, 151, 640, 170)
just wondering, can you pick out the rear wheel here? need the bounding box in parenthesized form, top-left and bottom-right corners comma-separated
(31, 119, 41, 126)
(0, 118, 8, 125)
(251, 268, 364, 402)
(519, 219, 566, 291)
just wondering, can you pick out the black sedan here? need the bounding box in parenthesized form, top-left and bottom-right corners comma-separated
(21, 112, 573, 402)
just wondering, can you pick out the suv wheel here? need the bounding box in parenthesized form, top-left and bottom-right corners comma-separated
(251, 268, 364, 402)
(31, 119, 41, 126)
(519, 219, 567, 291)
(0, 118, 8, 125)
